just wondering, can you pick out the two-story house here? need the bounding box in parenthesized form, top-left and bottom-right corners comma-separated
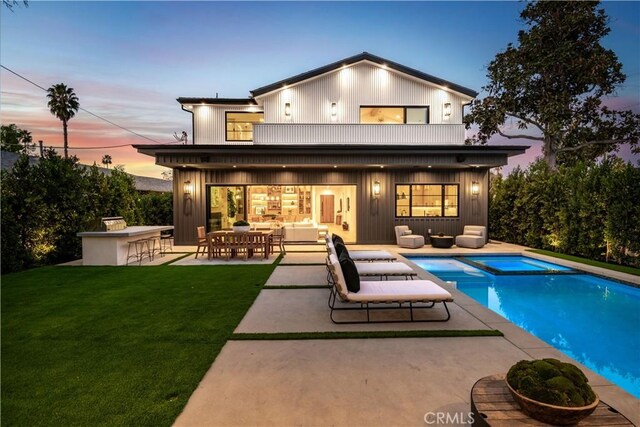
(135, 52, 527, 245)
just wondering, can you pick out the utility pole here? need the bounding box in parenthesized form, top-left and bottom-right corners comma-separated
(39, 140, 44, 157)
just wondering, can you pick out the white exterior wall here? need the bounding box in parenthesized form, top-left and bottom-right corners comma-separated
(257, 61, 470, 125)
(191, 60, 473, 145)
(193, 104, 262, 145)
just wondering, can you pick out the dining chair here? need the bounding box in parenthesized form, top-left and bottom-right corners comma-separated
(271, 227, 286, 255)
(195, 226, 208, 258)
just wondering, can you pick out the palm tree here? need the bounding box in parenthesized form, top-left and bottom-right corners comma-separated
(102, 154, 112, 169)
(46, 83, 79, 159)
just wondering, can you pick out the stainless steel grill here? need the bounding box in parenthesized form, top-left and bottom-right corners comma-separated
(100, 217, 127, 231)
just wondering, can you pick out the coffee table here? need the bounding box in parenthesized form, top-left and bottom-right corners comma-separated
(470, 374, 633, 426)
(430, 235, 454, 248)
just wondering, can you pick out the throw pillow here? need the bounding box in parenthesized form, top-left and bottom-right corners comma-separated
(332, 234, 344, 245)
(466, 230, 482, 236)
(334, 242, 350, 259)
(339, 252, 360, 293)
(402, 230, 413, 236)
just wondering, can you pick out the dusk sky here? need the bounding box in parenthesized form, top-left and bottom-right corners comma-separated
(1, 1, 638, 178)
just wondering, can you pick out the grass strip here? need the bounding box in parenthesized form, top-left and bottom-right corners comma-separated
(1, 262, 278, 426)
(527, 249, 640, 277)
(263, 285, 329, 289)
(160, 252, 192, 265)
(230, 330, 503, 340)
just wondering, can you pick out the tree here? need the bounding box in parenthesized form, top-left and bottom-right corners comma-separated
(2, 0, 28, 11)
(47, 83, 79, 159)
(464, 1, 640, 169)
(102, 154, 112, 169)
(161, 170, 173, 181)
(1, 124, 34, 154)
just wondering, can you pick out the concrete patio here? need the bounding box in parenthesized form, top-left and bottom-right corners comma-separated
(173, 245, 639, 426)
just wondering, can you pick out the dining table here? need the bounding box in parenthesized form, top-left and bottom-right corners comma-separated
(207, 230, 274, 260)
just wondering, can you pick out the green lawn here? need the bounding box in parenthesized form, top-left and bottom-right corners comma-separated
(1, 262, 278, 426)
(526, 249, 640, 276)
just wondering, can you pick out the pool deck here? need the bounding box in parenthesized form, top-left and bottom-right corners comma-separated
(174, 241, 639, 426)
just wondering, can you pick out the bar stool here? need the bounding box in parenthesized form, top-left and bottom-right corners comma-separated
(126, 239, 149, 266)
(160, 231, 173, 255)
(147, 236, 163, 260)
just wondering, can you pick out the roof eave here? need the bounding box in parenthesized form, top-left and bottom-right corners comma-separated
(250, 52, 478, 99)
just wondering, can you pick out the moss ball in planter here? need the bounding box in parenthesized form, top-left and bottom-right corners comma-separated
(507, 359, 597, 407)
(233, 220, 250, 227)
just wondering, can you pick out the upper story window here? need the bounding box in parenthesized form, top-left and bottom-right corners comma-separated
(226, 112, 264, 141)
(360, 106, 429, 124)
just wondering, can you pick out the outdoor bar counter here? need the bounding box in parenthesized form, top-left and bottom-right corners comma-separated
(77, 226, 173, 266)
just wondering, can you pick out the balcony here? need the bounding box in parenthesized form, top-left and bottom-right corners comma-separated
(253, 124, 465, 145)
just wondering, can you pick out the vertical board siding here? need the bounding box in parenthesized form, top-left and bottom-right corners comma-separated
(253, 123, 465, 145)
(173, 167, 488, 245)
(260, 62, 470, 124)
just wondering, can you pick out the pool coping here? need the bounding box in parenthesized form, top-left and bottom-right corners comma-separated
(398, 251, 640, 414)
(403, 251, 640, 287)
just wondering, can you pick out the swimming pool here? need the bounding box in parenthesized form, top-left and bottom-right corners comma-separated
(411, 256, 640, 398)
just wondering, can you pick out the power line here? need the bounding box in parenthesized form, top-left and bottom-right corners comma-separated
(0, 64, 164, 145)
(44, 142, 182, 150)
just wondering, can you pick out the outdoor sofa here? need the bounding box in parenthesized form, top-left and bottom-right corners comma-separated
(394, 225, 425, 249)
(454, 225, 487, 249)
(327, 254, 453, 324)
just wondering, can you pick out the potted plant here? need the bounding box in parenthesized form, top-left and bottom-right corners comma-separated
(232, 220, 250, 233)
(506, 359, 599, 425)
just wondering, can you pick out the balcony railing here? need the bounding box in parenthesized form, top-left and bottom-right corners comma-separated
(253, 124, 465, 145)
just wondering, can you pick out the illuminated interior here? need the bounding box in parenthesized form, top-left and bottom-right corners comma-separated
(396, 184, 458, 217)
(208, 185, 357, 241)
(360, 106, 429, 124)
(226, 112, 264, 141)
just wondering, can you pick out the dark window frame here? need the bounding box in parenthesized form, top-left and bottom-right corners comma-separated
(225, 111, 264, 142)
(359, 105, 430, 124)
(394, 183, 459, 218)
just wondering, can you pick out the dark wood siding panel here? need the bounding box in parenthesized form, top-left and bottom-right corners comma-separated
(172, 167, 489, 245)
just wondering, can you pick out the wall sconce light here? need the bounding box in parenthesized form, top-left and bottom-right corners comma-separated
(443, 102, 452, 120)
(330, 102, 337, 121)
(471, 181, 480, 196)
(284, 102, 291, 119)
(183, 180, 193, 197)
(372, 180, 381, 198)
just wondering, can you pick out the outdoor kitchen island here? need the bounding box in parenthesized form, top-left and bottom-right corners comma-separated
(77, 225, 173, 266)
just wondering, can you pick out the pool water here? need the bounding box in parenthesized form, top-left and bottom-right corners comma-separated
(411, 256, 640, 398)
(463, 255, 573, 272)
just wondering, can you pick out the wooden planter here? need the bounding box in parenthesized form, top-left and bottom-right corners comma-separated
(506, 380, 599, 425)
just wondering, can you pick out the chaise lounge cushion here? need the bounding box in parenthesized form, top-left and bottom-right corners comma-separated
(348, 281, 452, 303)
(339, 252, 360, 292)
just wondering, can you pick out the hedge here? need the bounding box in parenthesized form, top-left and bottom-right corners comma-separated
(490, 158, 639, 267)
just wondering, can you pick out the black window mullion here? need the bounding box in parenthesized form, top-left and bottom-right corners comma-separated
(409, 186, 413, 217)
(441, 185, 445, 217)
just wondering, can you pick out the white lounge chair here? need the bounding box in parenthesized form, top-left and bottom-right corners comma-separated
(325, 236, 396, 262)
(455, 225, 487, 249)
(324, 251, 416, 282)
(394, 225, 425, 249)
(327, 254, 453, 324)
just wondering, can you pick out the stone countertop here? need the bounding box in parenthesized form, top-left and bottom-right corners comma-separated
(77, 226, 173, 238)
